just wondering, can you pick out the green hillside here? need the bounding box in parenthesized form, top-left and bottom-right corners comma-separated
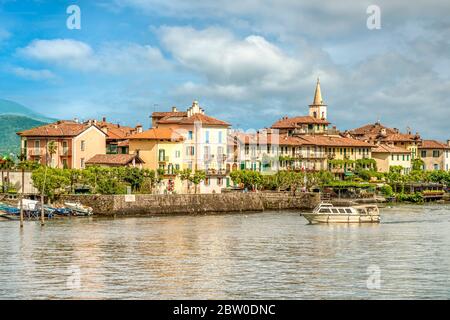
(0, 99, 54, 121)
(0, 99, 53, 156)
(0, 115, 48, 156)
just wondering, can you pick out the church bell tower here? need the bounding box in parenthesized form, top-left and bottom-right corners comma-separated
(309, 78, 327, 120)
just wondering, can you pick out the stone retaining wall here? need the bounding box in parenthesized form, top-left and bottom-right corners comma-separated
(57, 192, 320, 216)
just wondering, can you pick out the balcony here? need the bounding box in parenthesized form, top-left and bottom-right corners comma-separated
(59, 148, 70, 156)
(158, 156, 170, 163)
(206, 168, 227, 176)
(28, 149, 42, 157)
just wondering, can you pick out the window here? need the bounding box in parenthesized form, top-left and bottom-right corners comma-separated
(402, 155, 405, 161)
(62, 141, 68, 155)
(81, 140, 85, 151)
(433, 150, 440, 157)
(391, 155, 394, 161)
(175, 150, 181, 158)
(218, 131, 223, 144)
(34, 140, 40, 155)
(186, 146, 195, 156)
(62, 159, 68, 169)
(217, 177, 223, 186)
(204, 178, 210, 186)
(80, 158, 85, 168)
(175, 164, 180, 171)
(434, 164, 440, 170)
(421, 150, 427, 158)
(159, 149, 166, 161)
(205, 131, 210, 143)
(217, 146, 223, 157)
(397, 155, 400, 161)
(188, 131, 193, 140)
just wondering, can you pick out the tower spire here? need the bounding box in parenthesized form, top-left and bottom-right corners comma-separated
(312, 77, 324, 105)
(309, 77, 327, 120)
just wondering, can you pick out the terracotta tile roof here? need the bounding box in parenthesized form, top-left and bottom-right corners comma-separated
(381, 133, 419, 142)
(128, 128, 184, 141)
(297, 135, 375, 147)
(350, 122, 396, 136)
(231, 132, 374, 148)
(420, 140, 450, 149)
(158, 113, 230, 126)
(271, 116, 330, 129)
(349, 122, 421, 143)
(86, 154, 145, 166)
(372, 145, 410, 153)
(17, 121, 94, 137)
(95, 121, 136, 140)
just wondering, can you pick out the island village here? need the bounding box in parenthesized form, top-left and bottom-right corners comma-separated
(1, 79, 449, 216)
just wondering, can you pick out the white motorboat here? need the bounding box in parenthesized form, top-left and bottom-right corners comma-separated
(64, 202, 94, 216)
(302, 202, 380, 224)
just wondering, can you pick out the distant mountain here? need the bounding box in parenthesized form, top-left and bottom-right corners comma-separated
(0, 99, 54, 156)
(0, 99, 54, 122)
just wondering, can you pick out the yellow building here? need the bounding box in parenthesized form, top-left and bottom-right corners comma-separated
(128, 128, 185, 193)
(372, 145, 412, 174)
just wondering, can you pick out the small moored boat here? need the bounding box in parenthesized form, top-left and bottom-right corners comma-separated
(64, 202, 93, 216)
(302, 202, 380, 224)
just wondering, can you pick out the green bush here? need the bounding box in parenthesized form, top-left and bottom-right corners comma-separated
(396, 192, 424, 203)
(380, 185, 393, 197)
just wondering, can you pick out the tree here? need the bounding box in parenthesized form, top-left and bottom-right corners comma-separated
(189, 170, 206, 194)
(32, 167, 70, 201)
(0, 156, 15, 193)
(178, 168, 193, 193)
(412, 158, 425, 171)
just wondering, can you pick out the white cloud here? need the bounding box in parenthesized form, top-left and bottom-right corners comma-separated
(11, 67, 57, 81)
(18, 39, 169, 74)
(159, 26, 313, 98)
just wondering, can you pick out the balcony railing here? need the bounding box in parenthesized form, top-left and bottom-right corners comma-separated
(28, 149, 41, 156)
(60, 148, 70, 156)
(158, 156, 169, 162)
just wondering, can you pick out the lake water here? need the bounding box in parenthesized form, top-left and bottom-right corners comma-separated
(1, 204, 449, 299)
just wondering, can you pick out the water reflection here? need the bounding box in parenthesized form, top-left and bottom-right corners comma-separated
(1, 204, 450, 299)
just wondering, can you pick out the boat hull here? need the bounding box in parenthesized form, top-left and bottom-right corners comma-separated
(302, 213, 380, 224)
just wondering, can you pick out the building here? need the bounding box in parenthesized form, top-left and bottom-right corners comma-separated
(90, 117, 142, 154)
(17, 120, 106, 169)
(228, 130, 280, 173)
(229, 130, 374, 178)
(348, 121, 421, 159)
(151, 101, 230, 193)
(85, 154, 145, 168)
(372, 144, 412, 174)
(419, 140, 450, 171)
(271, 79, 330, 135)
(127, 127, 185, 193)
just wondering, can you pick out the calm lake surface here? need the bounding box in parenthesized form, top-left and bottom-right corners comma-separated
(1, 204, 450, 299)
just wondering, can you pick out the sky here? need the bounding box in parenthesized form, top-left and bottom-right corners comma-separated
(0, 0, 449, 139)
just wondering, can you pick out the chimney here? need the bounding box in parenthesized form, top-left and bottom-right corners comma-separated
(74, 118, 79, 123)
(136, 124, 143, 133)
(447, 139, 450, 147)
(172, 106, 177, 112)
(102, 117, 106, 122)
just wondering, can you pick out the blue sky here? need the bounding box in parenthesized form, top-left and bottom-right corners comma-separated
(0, 0, 449, 139)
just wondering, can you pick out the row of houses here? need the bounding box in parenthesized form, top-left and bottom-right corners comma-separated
(16, 79, 450, 193)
